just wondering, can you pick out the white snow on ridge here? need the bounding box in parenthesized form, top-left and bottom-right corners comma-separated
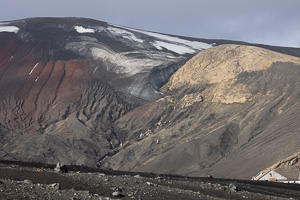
(114, 25, 212, 54)
(153, 41, 196, 54)
(107, 27, 143, 43)
(75, 26, 95, 33)
(130, 28, 212, 49)
(0, 26, 19, 33)
(29, 63, 39, 75)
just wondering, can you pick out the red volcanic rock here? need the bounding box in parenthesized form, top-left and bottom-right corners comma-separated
(0, 22, 132, 166)
(0, 45, 90, 132)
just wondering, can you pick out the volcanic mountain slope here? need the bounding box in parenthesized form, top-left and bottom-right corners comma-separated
(1, 18, 300, 179)
(0, 17, 217, 166)
(102, 45, 300, 179)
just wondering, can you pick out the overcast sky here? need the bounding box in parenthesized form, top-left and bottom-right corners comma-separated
(1, 0, 300, 47)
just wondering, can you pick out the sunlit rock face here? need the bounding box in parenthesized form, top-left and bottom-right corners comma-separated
(1, 18, 300, 179)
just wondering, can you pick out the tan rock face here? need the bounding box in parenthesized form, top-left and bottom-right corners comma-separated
(162, 44, 300, 104)
(268, 152, 300, 169)
(164, 45, 300, 89)
(178, 93, 203, 108)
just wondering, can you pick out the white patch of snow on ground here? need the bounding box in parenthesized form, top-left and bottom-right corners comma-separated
(75, 26, 95, 33)
(153, 41, 196, 54)
(91, 47, 163, 76)
(152, 42, 163, 50)
(35, 77, 39, 82)
(0, 26, 19, 33)
(107, 27, 143, 43)
(114, 25, 212, 54)
(29, 63, 39, 75)
(130, 28, 212, 50)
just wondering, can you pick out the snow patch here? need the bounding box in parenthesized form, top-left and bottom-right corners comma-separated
(153, 41, 196, 54)
(91, 47, 163, 76)
(75, 26, 95, 33)
(108, 27, 143, 43)
(35, 76, 39, 82)
(0, 26, 19, 33)
(29, 63, 39, 75)
(114, 25, 212, 54)
(152, 43, 163, 50)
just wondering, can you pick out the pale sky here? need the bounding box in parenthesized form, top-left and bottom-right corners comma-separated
(1, 0, 300, 47)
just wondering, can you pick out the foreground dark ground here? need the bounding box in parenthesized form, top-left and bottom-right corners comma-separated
(0, 161, 299, 199)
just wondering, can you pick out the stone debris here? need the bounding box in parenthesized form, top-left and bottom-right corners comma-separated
(112, 191, 122, 197)
(207, 174, 213, 178)
(54, 162, 68, 173)
(51, 183, 60, 190)
(111, 186, 124, 197)
(229, 183, 239, 192)
(134, 174, 142, 178)
(23, 179, 32, 184)
(0, 163, 298, 200)
(146, 181, 157, 187)
(146, 181, 153, 186)
(0, 178, 111, 200)
(112, 187, 123, 192)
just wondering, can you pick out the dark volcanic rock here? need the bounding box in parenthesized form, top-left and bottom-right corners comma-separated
(0, 17, 216, 167)
(149, 61, 185, 91)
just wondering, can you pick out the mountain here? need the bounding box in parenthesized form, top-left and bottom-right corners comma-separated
(0, 17, 300, 179)
(104, 44, 300, 179)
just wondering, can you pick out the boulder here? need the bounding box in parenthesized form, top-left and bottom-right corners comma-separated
(112, 191, 123, 197)
(54, 163, 68, 173)
(229, 183, 239, 192)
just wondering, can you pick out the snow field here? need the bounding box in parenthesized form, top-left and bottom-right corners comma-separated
(0, 26, 19, 33)
(75, 26, 95, 33)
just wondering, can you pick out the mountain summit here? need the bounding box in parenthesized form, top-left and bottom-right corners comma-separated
(1, 18, 300, 179)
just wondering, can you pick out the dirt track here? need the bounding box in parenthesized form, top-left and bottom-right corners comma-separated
(0, 160, 300, 199)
